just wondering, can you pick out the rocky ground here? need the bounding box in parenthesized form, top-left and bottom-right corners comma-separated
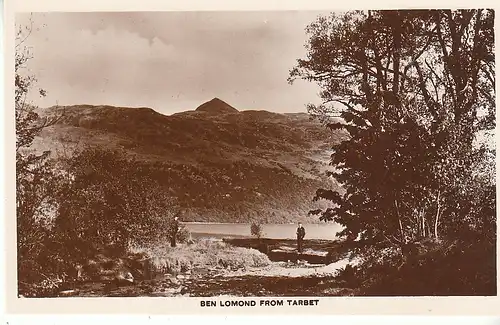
(56, 259, 358, 297)
(47, 238, 358, 297)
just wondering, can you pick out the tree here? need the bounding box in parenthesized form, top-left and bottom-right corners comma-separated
(250, 221, 264, 239)
(289, 10, 495, 255)
(15, 18, 65, 286)
(54, 146, 178, 258)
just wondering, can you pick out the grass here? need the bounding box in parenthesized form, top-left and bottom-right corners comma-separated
(128, 238, 271, 275)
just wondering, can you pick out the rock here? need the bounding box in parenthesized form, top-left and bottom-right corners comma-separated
(118, 255, 154, 281)
(136, 257, 153, 280)
(218, 259, 228, 268)
(176, 274, 186, 279)
(117, 270, 135, 284)
(59, 289, 79, 296)
(99, 266, 134, 286)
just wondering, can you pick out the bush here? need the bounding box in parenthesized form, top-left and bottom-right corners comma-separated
(334, 264, 359, 287)
(250, 222, 263, 239)
(352, 238, 496, 296)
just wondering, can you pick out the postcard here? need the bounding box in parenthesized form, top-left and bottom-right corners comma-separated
(3, 0, 499, 316)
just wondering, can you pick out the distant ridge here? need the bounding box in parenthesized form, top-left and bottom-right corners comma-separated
(195, 97, 239, 114)
(33, 99, 346, 223)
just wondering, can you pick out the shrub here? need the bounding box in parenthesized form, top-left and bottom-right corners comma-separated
(353, 238, 496, 296)
(250, 222, 263, 239)
(334, 264, 359, 287)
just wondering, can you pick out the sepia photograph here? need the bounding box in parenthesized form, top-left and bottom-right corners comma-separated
(13, 8, 496, 301)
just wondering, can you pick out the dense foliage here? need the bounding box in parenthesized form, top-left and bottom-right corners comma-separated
(289, 9, 495, 295)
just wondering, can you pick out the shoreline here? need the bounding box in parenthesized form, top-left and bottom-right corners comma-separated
(184, 223, 343, 241)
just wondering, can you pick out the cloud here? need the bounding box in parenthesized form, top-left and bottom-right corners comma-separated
(17, 11, 324, 114)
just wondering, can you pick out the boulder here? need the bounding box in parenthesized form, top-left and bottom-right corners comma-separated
(59, 289, 80, 296)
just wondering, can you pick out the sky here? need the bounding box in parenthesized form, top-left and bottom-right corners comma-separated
(16, 11, 328, 115)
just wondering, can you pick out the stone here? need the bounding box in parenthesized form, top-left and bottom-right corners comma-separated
(59, 289, 79, 296)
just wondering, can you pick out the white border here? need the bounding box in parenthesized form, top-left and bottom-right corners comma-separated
(2, 0, 499, 317)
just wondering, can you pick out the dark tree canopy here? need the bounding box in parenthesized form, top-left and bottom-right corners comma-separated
(289, 10, 495, 250)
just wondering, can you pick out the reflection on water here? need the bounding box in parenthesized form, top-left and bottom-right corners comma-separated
(183, 222, 343, 240)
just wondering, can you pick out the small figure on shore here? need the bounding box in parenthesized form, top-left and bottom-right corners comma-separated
(296, 222, 306, 253)
(169, 214, 180, 247)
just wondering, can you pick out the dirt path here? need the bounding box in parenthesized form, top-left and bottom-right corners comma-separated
(177, 260, 357, 297)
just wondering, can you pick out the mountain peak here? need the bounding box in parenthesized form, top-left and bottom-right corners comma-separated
(195, 98, 239, 114)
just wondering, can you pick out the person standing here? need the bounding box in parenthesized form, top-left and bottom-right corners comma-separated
(296, 222, 306, 253)
(170, 215, 180, 247)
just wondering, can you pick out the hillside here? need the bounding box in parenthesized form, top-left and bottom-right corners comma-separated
(33, 98, 347, 223)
